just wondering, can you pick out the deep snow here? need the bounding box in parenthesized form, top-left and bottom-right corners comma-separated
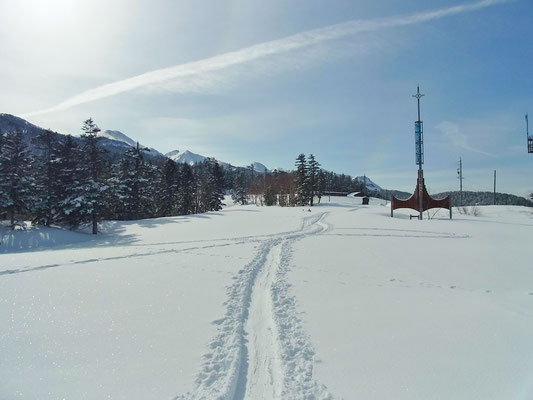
(1, 197, 532, 400)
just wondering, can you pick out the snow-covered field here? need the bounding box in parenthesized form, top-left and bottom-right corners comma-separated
(1, 196, 532, 399)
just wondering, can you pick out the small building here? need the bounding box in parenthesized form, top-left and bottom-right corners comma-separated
(362, 196, 369, 205)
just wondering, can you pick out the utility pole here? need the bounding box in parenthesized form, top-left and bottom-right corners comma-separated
(457, 157, 463, 205)
(526, 113, 532, 154)
(493, 170, 496, 205)
(413, 85, 425, 220)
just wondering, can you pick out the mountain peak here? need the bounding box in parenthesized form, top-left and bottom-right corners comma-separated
(101, 130, 137, 147)
(250, 162, 269, 173)
(165, 149, 181, 158)
(354, 176, 382, 191)
(165, 149, 206, 165)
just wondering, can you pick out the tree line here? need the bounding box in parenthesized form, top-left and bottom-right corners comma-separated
(0, 119, 366, 233)
(0, 119, 224, 233)
(231, 153, 365, 207)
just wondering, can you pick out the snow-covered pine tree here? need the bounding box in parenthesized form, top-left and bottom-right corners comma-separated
(156, 158, 179, 217)
(294, 153, 310, 206)
(207, 158, 225, 211)
(316, 170, 325, 204)
(263, 185, 277, 206)
(0, 131, 35, 227)
(114, 142, 153, 220)
(307, 154, 320, 206)
(231, 170, 248, 205)
(193, 161, 207, 213)
(31, 129, 61, 226)
(177, 163, 195, 215)
(54, 135, 85, 228)
(79, 118, 108, 234)
(143, 160, 160, 217)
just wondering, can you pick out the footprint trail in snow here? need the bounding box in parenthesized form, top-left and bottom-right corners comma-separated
(175, 212, 333, 400)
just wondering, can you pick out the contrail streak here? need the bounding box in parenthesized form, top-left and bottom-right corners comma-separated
(23, 0, 510, 117)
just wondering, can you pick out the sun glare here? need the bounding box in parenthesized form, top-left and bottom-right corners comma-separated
(2, 0, 85, 31)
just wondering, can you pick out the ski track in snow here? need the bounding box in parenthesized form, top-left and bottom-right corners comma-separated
(174, 212, 333, 400)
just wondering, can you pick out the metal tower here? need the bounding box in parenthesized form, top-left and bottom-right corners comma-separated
(413, 86, 425, 219)
(526, 114, 532, 154)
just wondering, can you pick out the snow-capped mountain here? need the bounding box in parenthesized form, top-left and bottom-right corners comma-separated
(101, 130, 137, 147)
(354, 176, 382, 191)
(0, 113, 167, 162)
(101, 130, 165, 158)
(250, 162, 269, 173)
(165, 149, 269, 172)
(165, 150, 207, 165)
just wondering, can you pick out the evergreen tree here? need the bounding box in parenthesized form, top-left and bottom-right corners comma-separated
(316, 170, 325, 204)
(32, 129, 61, 226)
(294, 153, 310, 206)
(207, 158, 225, 211)
(232, 170, 248, 205)
(307, 154, 320, 206)
(193, 162, 207, 213)
(177, 163, 195, 215)
(114, 142, 153, 220)
(156, 158, 179, 217)
(0, 131, 35, 226)
(79, 118, 107, 234)
(54, 135, 84, 228)
(263, 185, 277, 206)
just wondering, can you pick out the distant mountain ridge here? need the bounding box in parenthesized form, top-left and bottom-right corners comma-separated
(165, 149, 210, 166)
(165, 149, 269, 172)
(101, 130, 165, 158)
(0, 113, 145, 162)
(354, 176, 382, 191)
(0, 113, 269, 171)
(434, 191, 533, 208)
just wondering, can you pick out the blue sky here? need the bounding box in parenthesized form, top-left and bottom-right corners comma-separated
(1, 0, 531, 196)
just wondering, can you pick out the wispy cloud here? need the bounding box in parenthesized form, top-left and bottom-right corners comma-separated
(436, 120, 497, 157)
(23, 0, 511, 117)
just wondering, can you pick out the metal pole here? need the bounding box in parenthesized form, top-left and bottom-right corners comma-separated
(527, 114, 532, 153)
(457, 157, 463, 205)
(493, 170, 496, 205)
(413, 85, 425, 220)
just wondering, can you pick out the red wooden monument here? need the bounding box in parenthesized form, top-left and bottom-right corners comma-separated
(391, 86, 451, 219)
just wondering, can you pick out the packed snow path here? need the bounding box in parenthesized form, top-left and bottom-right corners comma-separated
(178, 212, 333, 400)
(243, 242, 283, 399)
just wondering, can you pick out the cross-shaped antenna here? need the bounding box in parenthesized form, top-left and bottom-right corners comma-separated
(412, 85, 424, 121)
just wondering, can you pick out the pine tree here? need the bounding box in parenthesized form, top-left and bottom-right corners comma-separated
(316, 170, 326, 204)
(207, 158, 225, 211)
(177, 163, 195, 215)
(0, 131, 35, 227)
(54, 135, 85, 228)
(32, 129, 61, 226)
(193, 162, 207, 213)
(307, 154, 320, 206)
(232, 170, 248, 205)
(156, 158, 179, 217)
(294, 153, 310, 206)
(79, 118, 107, 234)
(263, 185, 277, 206)
(114, 142, 153, 220)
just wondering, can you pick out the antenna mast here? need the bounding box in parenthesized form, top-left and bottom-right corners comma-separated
(527, 113, 532, 153)
(457, 157, 463, 205)
(413, 85, 425, 219)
